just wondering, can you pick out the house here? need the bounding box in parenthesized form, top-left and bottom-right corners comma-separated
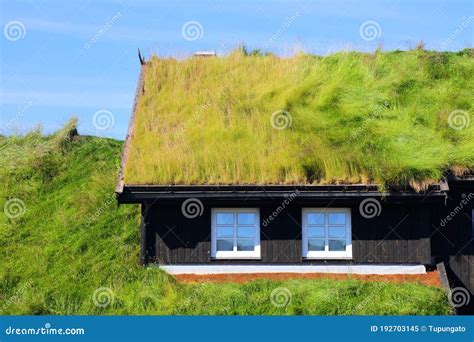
(116, 50, 473, 309)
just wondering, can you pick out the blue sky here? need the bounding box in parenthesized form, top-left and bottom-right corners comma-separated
(1, 0, 472, 139)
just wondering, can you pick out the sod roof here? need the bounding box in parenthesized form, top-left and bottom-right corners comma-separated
(121, 49, 474, 189)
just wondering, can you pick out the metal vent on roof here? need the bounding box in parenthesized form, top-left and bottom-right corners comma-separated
(194, 50, 216, 57)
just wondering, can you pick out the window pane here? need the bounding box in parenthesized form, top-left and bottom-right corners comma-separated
(328, 213, 346, 225)
(237, 239, 254, 251)
(308, 239, 325, 251)
(237, 226, 254, 238)
(329, 240, 346, 251)
(308, 226, 324, 238)
(217, 239, 233, 251)
(216, 213, 234, 225)
(237, 213, 255, 225)
(216, 226, 233, 238)
(307, 213, 324, 225)
(328, 227, 346, 238)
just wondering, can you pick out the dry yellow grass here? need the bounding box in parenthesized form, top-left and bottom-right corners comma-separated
(123, 49, 474, 187)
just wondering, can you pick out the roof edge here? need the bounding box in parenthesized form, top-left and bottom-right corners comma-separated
(117, 183, 447, 203)
(447, 174, 474, 182)
(118, 182, 447, 192)
(115, 63, 147, 194)
(122, 184, 380, 191)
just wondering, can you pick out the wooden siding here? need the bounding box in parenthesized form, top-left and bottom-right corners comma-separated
(144, 199, 433, 265)
(431, 181, 474, 297)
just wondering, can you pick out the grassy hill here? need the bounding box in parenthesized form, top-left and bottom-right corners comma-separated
(0, 121, 451, 315)
(125, 49, 474, 189)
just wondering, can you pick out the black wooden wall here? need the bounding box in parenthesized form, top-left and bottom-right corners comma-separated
(431, 181, 474, 297)
(143, 198, 433, 265)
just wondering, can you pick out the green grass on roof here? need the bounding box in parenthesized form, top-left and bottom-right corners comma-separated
(123, 48, 474, 188)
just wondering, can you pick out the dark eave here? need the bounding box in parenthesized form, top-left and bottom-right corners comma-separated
(447, 174, 474, 182)
(116, 184, 446, 204)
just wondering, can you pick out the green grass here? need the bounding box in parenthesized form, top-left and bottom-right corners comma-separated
(124, 48, 474, 189)
(0, 121, 451, 315)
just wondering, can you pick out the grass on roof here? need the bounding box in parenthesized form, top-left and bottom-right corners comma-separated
(123, 48, 474, 188)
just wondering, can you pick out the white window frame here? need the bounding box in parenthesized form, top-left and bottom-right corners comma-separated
(211, 208, 261, 259)
(302, 208, 352, 259)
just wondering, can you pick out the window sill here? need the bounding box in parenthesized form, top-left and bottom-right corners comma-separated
(211, 256, 262, 260)
(303, 256, 353, 260)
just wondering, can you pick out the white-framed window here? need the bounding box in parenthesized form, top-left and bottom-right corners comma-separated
(211, 208, 260, 259)
(302, 208, 352, 259)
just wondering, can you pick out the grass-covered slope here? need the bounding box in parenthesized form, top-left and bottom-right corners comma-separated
(125, 49, 474, 189)
(0, 122, 451, 315)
